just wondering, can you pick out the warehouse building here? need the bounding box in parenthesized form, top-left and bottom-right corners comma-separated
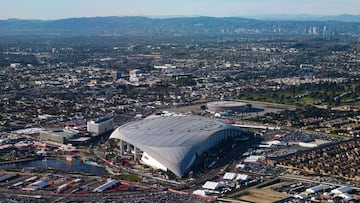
(40, 128, 79, 144)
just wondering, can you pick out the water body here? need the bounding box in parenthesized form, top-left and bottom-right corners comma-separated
(0, 158, 107, 175)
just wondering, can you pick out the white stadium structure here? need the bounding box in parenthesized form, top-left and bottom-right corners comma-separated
(109, 115, 247, 177)
(207, 101, 249, 113)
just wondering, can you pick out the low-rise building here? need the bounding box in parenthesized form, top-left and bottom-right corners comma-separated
(40, 128, 79, 144)
(305, 184, 329, 194)
(87, 117, 114, 135)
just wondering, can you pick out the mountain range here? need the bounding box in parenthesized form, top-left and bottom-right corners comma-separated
(1, 16, 360, 36)
(247, 14, 360, 22)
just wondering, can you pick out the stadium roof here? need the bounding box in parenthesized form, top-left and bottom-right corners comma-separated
(207, 101, 247, 107)
(115, 116, 234, 147)
(110, 115, 245, 177)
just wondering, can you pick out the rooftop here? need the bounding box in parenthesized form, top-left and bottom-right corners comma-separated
(41, 128, 79, 137)
(207, 101, 248, 107)
(92, 117, 113, 124)
(117, 115, 231, 147)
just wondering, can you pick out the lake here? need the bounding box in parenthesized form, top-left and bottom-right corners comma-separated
(0, 157, 107, 175)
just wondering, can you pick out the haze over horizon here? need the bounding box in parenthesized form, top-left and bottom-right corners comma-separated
(1, 0, 360, 20)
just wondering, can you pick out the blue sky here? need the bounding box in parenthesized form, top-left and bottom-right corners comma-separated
(1, 0, 359, 20)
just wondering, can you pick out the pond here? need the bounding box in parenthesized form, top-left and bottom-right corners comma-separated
(0, 157, 107, 175)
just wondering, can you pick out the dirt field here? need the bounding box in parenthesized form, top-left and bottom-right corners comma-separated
(238, 188, 291, 203)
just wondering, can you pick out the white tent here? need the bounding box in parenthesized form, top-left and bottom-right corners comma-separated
(223, 172, 237, 180)
(235, 174, 249, 181)
(193, 190, 210, 196)
(202, 181, 224, 190)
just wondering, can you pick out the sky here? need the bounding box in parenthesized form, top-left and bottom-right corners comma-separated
(1, 0, 360, 20)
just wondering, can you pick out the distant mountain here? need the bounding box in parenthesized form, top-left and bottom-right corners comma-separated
(248, 14, 360, 22)
(0, 16, 360, 36)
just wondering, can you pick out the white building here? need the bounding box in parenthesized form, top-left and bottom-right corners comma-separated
(305, 184, 329, 194)
(202, 181, 224, 191)
(235, 174, 249, 181)
(129, 69, 142, 82)
(294, 193, 308, 200)
(154, 64, 178, 76)
(337, 193, 353, 200)
(244, 155, 265, 163)
(154, 64, 189, 78)
(87, 117, 114, 135)
(193, 189, 210, 196)
(10, 63, 21, 68)
(154, 64, 177, 71)
(298, 139, 330, 148)
(331, 186, 352, 194)
(223, 172, 237, 180)
(235, 164, 245, 169)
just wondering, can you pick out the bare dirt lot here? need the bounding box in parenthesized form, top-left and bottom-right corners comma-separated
(238, 188, 290, 203)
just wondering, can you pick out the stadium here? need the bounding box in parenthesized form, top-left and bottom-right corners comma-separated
(109, 115, 247, 177)
(207, 101, 249, 113)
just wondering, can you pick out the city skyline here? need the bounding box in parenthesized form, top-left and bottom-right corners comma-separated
(1, 0, 360, 20)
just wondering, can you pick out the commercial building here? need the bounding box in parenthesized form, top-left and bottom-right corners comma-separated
(87, 117, 114, 135)
(294, 193, 308, 200)
(109, 115, 247, 177)
(331, 186, 353, 194)
(93, 179, 120, 192)
(111, 70, 122, 81)
(10, 63, 21, 68)
(244, 155, 265, 163)
(305, 184, 329, 194)
(40, 128, 79, 144)
(154, 64, 177, 72)
(154, 64, 187, 77)
(129, 69, 143, 83)
(0, 174, 18, 183)
(337, 193, 353, 200)
(24, 180, 49, 191)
